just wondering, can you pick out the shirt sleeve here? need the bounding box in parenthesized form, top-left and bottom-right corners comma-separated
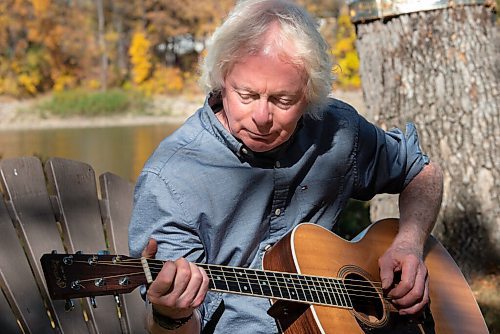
(128, 170, 221, 328)
(352, 118, 429, 201)
(128, 170, 205, 262)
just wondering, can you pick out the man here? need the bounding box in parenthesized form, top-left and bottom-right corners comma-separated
(129, 0, 443, 333)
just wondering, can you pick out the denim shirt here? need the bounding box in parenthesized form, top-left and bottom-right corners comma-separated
(128, 95, 428, 333)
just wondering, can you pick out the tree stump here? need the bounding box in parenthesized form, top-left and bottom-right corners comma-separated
(350, 1, 499, 277)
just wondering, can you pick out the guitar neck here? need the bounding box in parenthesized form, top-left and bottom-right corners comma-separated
(144, 258, 353, 309)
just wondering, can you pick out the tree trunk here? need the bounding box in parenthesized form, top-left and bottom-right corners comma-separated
(354, 5, 499, 278)
(111, 1, 128, 83)
(96, 0, 107, 91)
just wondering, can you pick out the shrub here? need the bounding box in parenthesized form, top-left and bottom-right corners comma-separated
(40, 89, 149, 117)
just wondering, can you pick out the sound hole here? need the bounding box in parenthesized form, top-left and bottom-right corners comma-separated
(345, 273, 385, 324)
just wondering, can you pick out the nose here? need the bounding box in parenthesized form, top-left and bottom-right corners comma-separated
(252, 99, 272, 128)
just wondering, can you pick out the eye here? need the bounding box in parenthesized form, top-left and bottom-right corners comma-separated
(237, 92, 258, 103)
(272, 96, 295, 109)
(278, 98, 293, 105)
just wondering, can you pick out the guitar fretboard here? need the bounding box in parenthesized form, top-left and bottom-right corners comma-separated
(148, 260, 353, 309)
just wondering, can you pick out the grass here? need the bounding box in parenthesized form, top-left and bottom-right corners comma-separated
(40, 89, 149, 117)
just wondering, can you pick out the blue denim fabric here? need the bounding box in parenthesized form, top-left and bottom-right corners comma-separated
(128, 94, 429, 333)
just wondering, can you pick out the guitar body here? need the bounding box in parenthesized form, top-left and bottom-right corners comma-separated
(263, 219, 488, 334)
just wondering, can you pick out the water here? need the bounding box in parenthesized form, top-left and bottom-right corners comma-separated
(0, 123, 181, 183)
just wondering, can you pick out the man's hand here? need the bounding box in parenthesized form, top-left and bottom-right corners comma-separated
(141, 239, 210, 319)
(381, 161, 443, 315)
(378, 241, 429, 315)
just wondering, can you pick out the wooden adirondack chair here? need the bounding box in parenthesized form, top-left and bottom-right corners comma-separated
(0, 156, 147, 334)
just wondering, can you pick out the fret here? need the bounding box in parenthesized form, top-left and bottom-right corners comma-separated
(288, 274, 306, 302)
(293, 275, 308, 303)
(220, 267, 240, 293)
(304, 275, 320, 304)
(244, 269, 263, 296)
(325, 277, 341, 307)
(200, 264, 352, 309)
(274, 272, 291, 300)
(231, 267, 249, 294)
(266, 271, 284, 299)
(283, 274, 298, 300)
(205, 266, 229, 291)
(318, 276, 333, 306)
(333, 279, 348, 308)
(256, 271, 273, 297)
(340, 279, 353, 308)
(298, 275, 314, 303)
(312, 276, 327, 304)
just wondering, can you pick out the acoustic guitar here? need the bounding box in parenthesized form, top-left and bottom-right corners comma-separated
(41, 219, 488, 333)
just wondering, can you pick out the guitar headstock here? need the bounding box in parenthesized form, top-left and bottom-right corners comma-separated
(41, 253, 147, 300)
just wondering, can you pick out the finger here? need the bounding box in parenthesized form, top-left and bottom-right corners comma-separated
(165, 258, 194, 304)
(398, 274, 430, 315)
(388, 255, 419, 299)
(192, 266, 210, 308)
(393, 263, 427, 308)
(176, 262, 206, 309)
(378, 256, 395, 290)
(141, 238, 158, 258)
(148, 260, 177, 300)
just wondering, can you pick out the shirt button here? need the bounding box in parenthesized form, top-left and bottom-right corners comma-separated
(275, 208, 281, 216)
(275, 161, 281, 168)
(241, 148, 248, 155)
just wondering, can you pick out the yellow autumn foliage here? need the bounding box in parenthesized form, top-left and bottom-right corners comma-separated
(331, 9, 361, 89)
(137, 66, 185, 96)
(31, 0, 51, 17)
(53, 74, 77, 92)
(18, 73, 40, 94)
(129, 31, 152, 85)
(0, 47, 48, 96)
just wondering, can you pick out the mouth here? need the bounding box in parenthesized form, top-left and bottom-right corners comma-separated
(246, 130, 272, 138)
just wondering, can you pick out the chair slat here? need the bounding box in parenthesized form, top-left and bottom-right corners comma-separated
(45, 158, 123, 334)
(0, 157, 90, 334)
(0, 196, 54, 333)
(100, 172, 148, 333)
(0, 287, 21, 334)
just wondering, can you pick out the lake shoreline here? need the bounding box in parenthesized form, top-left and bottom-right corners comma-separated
(0, 113, 190, 131)
(0, 90, 366, 131)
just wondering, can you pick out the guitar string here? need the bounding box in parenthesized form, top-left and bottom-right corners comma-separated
(72, 260, 390, 302)
(144, 261, 384, 287)
(74, 271, 389, 305)
(80, 260, 385, 292)
(82, 258, 384, 287)
(78, 259, 385, 293)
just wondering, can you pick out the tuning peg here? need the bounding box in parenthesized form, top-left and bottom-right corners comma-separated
(51, 250, 58, 254)
(64, 299, 75, 312)
(90, 297, 97, 308)
(114, 294, 121, 308)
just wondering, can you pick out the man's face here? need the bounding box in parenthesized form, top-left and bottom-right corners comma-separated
(218, 53, 308, 153)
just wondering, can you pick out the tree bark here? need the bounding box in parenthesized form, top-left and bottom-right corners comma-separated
(354, 5, 499, 278)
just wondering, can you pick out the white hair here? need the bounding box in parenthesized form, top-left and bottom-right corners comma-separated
(199, 0, 334, 116)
